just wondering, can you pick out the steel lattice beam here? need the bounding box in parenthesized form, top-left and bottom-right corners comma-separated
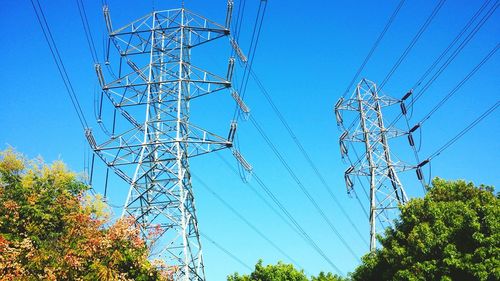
(87, 3, 237, 280)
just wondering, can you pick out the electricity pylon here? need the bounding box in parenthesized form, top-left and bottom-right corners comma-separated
(86, 2, 240, 280)
(335, 79, 412, 252)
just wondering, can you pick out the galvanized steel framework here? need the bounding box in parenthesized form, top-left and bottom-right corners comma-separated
(335, 79, 411, 252)
(86, 3, 236, 280)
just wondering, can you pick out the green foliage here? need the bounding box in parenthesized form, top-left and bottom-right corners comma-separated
(351, 178, 499, 281)
(227, 260, 307, 281)
(227, 260, 346, 281)
(228, 179, 498, 281)
(311, 272, 346, 281)
(0, 149, 170, 280)
(4, 147, 496, 281)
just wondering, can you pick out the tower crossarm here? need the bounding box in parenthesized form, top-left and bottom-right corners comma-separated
(106, 9, 229, 57)
(346, 162, 415, 177)
(98, 60, 231, 108)
(86, 122, 232, 166)
(338, 96, 400, 111)
(342, 128, 407, 142)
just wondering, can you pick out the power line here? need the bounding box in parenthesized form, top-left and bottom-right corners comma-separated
(341, 0, 407, 99)
(231, 3, 369, 254)
(408, 45, 498, 182)
(389, 0, 499, 128)
(427, 100, 499, 161)
(217, 153, 345, 273)
(250, 69, 369, 248)
(350, 5, 499, 185)
(31, 0, 103, 201)
(398, 0, 497, 192)
(411, 0, 495, 89)
(209, 155, 344, 274)
(391, 39, 499, 131)
(417, 43, 499, 126)
(200, 232, 253, 271)
(233, 0, 247, 42)
(30, 0, 89, 129)
(239, 1, 267, 99)
(193, 175, 304, 269)
(408, 0, 499, 106)
(252, 171, 344, 275)
(76, 0, 99, 64)
(344, 39, 498, 197)
(348, 39, 496, 178)
(233, 0, 268, 120)
(250, 115, 361, 262)
(379, 0, 447, 91)
(216, 153, 304, 239)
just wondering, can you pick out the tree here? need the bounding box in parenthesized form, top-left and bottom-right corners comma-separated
(227, 260, 307, 281)
(227, 260, 346, 281)
(0, 149, 170, 280)
(311, 272, 346, 281)
(351, 178, 499, 281)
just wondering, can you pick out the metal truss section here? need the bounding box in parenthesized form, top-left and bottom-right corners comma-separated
(104, 7, 229, 56)
(335, 78, 410, 252)
(88, 4, 238, 280)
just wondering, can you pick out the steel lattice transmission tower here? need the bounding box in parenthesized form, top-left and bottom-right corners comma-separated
(335, 79, 412, 252)
(86, 2, 242, 280)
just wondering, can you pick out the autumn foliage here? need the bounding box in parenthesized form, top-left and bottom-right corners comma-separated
(0, 149, 170, 280)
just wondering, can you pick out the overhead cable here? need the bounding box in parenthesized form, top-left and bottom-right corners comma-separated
(193, 175, 304, 269)
(217, 153, 304, 238)
(30, 0, 88, 129)
(250, 69, 369, 247)
(233, 0, 268, 120)
(252, 172, 343, 275)
(200, 232, 253, 271)
(250, 115, 361, 263)
(427, 101, 499, 161)
(411, 0, 499, 101)
(219, 152, 345, 273)
(341, 0, 407, 99)
(233, 0, 247, 42)
(379, 0, 448, 91)
(390, 0, 499, 128)
(417, 43, 499, 126)
(411, 0, 495, 89)
(76, 0, 99, 64)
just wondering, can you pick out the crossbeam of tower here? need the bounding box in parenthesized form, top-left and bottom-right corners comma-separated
(335, 79, 412, 252)
(85, 2, 244, 280)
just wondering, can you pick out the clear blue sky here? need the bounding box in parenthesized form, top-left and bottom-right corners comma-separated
(1, 0, 499, 279)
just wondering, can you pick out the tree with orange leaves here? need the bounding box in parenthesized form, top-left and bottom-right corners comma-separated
(0, 149, 171, 280)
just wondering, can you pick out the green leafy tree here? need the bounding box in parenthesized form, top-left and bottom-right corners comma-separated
(227, 260, 345, 281)
(0, 149, 171, 280)
(311, 272, 346, 281)
(227, 260, 308, 281)
(351, 178, 499, 281)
